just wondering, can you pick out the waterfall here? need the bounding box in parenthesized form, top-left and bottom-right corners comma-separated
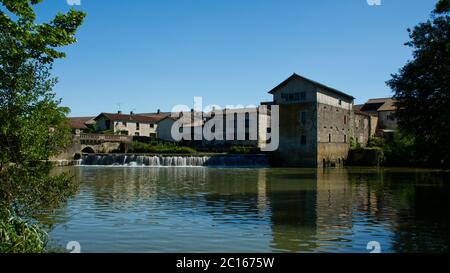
(79, 154, 269, 167)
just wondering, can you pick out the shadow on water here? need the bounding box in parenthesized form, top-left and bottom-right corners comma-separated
(42, 167, 450, 253)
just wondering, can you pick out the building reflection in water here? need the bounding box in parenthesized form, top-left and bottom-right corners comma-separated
(44, 167, 450, 253)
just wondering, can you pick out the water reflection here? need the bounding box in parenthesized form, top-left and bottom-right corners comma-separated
(43, 167, 450, 253)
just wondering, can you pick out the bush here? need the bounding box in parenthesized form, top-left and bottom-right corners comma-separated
(347, 147, 384, 166)
(229, 146, 259, 154)
(367, 136, 385, 148)
(383, 133, 417, 166)
(348, 133, 420, 167)
(0, 211, 46, 253)
(128, 141, 196, 154)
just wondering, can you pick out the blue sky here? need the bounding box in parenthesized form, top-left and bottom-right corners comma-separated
(32, 0, 437, 116)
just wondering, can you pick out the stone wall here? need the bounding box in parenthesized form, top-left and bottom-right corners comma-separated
(353, 112, 372, 147)
(273, 103, 318, 167)
(316, 103, 352, 166)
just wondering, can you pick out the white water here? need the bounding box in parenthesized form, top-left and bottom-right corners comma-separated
(80, 154, 270, 167)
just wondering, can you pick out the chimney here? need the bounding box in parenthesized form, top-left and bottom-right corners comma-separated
(157, 109, 161, 114)
(130, 111, 134, 116)
(118, 110, 122, 114)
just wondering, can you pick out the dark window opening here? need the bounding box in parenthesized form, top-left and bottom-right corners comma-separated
(301, 111, 307, 125)
(300, 92, 306, 101)
(329, 134, 332, 143)
(301, 135, 307, 145)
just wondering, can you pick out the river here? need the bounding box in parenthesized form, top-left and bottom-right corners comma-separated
(41, 167, 450, 253)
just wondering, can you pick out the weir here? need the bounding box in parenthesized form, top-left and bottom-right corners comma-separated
(78, 154, 270, 167)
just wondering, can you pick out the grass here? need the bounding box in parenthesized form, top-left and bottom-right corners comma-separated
(0, 211, 46, 253)
(128, 141, 197, 154)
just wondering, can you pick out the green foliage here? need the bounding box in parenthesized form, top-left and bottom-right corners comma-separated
(349, 133, 425, 167)
(435, 0, 450, 14)
(228, 146, 259, 154)
(102, 129, 115, 135)
(386, 0, 450, 167)
(349, 137, 361, 150)
(347, 147, 384, 166)
(0, 1, 85, 252)
(367, 136, 385, 148)
(383, 133, 417, 167)
(129, 141, 197, 154)
(0, 210, 46, 253)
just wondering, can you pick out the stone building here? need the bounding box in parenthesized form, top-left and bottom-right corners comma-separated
(359, 98, 398, 135)
(94, 111, 163, 137)
(156, 108, 271, 147)
(267, 73, 366, 167)
(353, 108, 378, 147)
(68, 116, 95, 135)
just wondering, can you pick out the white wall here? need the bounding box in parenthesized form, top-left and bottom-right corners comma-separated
(156, 118, 176, 141)
(316, 89, 353, 110)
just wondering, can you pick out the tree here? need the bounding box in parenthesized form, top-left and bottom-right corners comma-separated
(387, 0, 450, 167)
(0, 0, 85, 252)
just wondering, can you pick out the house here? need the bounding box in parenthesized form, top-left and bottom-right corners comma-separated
(360, 98, 398, 134)
(156, 108, 271, 147)
(353, 108, 377, 146)
(94, 111, 163, 137)
(268, 73, 357, 167)
(203, 107, 271, 147)
(139, 109, 172, 120)
(156, 111, 205, 142)
(68, 117, 95, 135)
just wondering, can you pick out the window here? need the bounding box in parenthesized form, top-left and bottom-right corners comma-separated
(288, 94, 294, 101)
(122, 121, 127, 126)
(301, 135, 307, 145)
(294, 93, 300, 101)
(300, 111, 307, 125)
(135, 132, 140, 136)
(344, 115, 347, 125)
(150, 124, 154, 128)
(136, 122, 140, 130)
(105, 120, 111, 129)
(329, 134, 332, 143)
(339, 99, 342, 106)
(300, 92, 306, 101)
(344, 135, 347, 143)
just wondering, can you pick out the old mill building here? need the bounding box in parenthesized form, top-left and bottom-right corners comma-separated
(265, 73, 378, 167)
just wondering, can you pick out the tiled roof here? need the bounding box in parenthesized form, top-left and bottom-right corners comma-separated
(377, 99, 397, 111)
(68, 117, 95, 129)
(360, 98, 398, 112)
(94, 113, 161, 124)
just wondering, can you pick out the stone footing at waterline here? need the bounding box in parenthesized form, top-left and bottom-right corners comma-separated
(78, 153, 271, 167)
(48, 160, 81, 167)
